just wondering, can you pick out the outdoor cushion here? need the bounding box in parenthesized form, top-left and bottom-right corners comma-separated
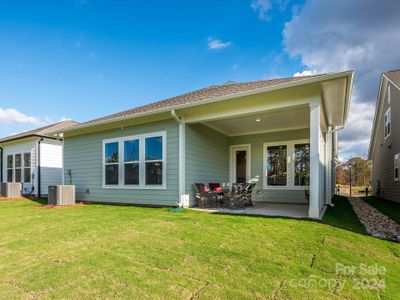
(214, 187, 223, 193)
(209, 183, 221, 191)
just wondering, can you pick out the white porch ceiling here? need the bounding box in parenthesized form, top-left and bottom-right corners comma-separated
(204, 106, 310, 136)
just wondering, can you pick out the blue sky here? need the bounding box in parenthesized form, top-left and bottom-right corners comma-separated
(1, 0, 399, 160)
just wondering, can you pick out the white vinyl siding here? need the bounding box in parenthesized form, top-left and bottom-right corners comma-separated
(40, 140, 63, 194)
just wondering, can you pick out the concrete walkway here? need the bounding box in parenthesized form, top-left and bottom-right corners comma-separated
(349, 197, 400, 242)
(191, 202, 309, 218)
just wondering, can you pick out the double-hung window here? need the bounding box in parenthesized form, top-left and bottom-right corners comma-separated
(384, 108, 391, 139)
(7, 155, 13, 182)
(103, 132, 166, 188)
(15, 154, 22, 182)
(264, 140, 310, 189)
(395, 154, 399, 182)
(23, 153, 31, 183)
(104, 142, 119, 185)
(124, 139, 139, 185)
(145, 136, 163, 185)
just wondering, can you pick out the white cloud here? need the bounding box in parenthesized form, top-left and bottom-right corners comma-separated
(251, 0, 272, 21)
(251, 0, 289, 21)
(207, 37, 232, 50)
(293, 70, 317, 77)
(283, 0, 400, 158)
(0, 108, 41, 125)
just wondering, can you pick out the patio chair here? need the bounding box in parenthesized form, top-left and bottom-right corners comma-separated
(223, 183, 246, 209)
(209, 182, 224, 207)
(195, 183, 216, 208)
(243, 183, 256, 207)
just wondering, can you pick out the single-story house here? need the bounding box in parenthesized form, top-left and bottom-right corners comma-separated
(0, 120, 79, 197)
(54, 71, 353, 218)
(368, 70, 400, 202)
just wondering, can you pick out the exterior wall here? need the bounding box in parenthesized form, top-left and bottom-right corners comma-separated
(0, 139, 37, 195)
(372, 83, 400, 202)
(63, 119, 179, 205)
(229, 129, 310, 204)
(40, 139, 63, 195)
(185, 124, 229, 206)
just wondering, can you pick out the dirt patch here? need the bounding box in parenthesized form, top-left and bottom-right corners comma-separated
(34, 202, 86, 210)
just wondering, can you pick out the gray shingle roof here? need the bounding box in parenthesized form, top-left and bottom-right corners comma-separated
(0, 120, 79, 143)
(384, 70, 400, 88)
(79, 74, 324, 127)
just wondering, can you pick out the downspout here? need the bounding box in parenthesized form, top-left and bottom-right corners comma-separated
(327, 125, 344, 206)
(171, 109, 186, 208)
(37, 138, 43, 198)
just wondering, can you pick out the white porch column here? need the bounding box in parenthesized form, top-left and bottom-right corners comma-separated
(178, 119, 189, 207)
(309, 102, 321, 218)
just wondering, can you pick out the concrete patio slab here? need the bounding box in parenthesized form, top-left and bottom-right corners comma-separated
(191, 202, 309, 218)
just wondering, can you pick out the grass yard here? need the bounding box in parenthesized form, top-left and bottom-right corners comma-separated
(0, 197, 399, 299)
(362, 196, 400, 224)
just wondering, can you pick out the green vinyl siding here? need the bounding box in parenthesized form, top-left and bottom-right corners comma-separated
(229, 129, 309, 204)
(185, 124, 229, 206)
(63, 119, 179, 206)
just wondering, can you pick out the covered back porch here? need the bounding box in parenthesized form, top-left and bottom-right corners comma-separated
(175, 72, 353, 218)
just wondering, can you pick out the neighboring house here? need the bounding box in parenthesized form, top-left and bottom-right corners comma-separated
(369, 70, 400, 202)
(0, 120, 79, 197)
(54, 71, 353, 218)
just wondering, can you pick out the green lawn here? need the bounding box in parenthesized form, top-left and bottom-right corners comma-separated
(362, 196, 400, 224)
(0, 197, 399, 299)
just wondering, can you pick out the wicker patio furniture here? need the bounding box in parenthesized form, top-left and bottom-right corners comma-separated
(195, 183, 216, 208)
(223, 183, 246, 209)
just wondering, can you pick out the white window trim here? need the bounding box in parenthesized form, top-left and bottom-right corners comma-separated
(5, 152, 32, 183)
(263, 139, 310, 190)
(229, 144, 251, 185)
(102, 131, 167, 189)
(384, 107, 391, 139)
(395, 154, 399, 182)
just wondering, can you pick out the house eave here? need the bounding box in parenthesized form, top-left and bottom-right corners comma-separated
(53, 70, 354, 137)
(0, 134, 59, 146)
